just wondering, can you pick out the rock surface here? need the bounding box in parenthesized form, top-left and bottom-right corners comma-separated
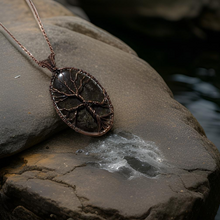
(0, 0, 220, 219)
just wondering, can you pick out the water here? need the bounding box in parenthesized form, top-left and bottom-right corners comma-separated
(170, 73, 220, 150)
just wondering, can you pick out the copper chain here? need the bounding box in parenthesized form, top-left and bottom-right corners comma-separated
(26, 0, 55, 55)
(0, 0, 55, 66)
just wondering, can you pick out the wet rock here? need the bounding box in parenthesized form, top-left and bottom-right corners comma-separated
(0, 0, 220, 219)
(0, 129, 220, 220)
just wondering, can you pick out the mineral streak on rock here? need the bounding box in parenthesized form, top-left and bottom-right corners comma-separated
(84, 131, 168, 179)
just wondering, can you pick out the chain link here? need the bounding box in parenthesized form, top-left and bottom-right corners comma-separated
(0, 22, 40, 65)
(26, 0, 55, 55)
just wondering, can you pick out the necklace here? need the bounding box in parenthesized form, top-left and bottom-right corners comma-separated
(0, 0, 114, 137)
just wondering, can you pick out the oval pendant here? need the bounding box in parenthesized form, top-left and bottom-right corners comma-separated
(50, 68, 114, 136)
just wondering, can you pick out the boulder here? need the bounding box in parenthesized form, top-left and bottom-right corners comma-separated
(0, 0, 136, 159)
(0, 0, 220, 219)
(1, 128, 220, 220)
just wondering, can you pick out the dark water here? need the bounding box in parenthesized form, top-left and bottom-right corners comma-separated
(78, 11, 220, 218)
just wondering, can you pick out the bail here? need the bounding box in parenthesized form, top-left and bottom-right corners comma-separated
(39, 53, 57, 73)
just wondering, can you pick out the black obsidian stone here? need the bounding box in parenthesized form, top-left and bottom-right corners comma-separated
(50, 68, 114, 136)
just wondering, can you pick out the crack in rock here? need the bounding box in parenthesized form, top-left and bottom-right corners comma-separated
(183, 168, 212, 173)
(2, 176, 83, 220)
(62, 163, 87, 175)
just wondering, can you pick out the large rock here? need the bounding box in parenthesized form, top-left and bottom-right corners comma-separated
(1, 128, 220, 220)
(0, 0, 136, 159)
(0, 0, 220, 219)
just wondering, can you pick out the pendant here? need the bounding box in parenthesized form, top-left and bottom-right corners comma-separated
(0, 0, 114, 137)
(39, 54, 114, 136)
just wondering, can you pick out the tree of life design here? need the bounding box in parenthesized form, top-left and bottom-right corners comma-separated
(50, 68, 114, 136)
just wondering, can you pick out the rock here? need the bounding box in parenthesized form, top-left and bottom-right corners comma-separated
(0, 129, 220, 220)
(0, 0, 220, 219)
(76, 0, 220, 37)
(0, 30, 65, 158)
(0, 0, 135, 158)
(13, 206, 43, 220)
